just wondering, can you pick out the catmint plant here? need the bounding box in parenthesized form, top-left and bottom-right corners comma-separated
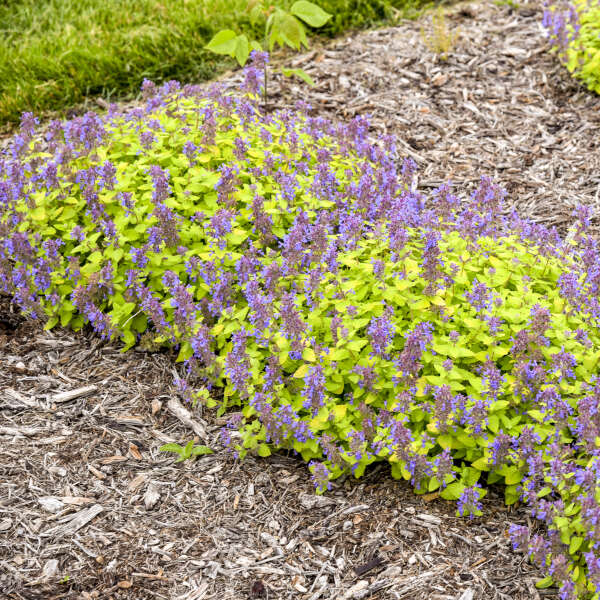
(3, 57, 600, 597)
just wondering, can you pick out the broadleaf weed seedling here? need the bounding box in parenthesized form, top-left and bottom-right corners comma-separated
(160, 441, 214, 462)
(205, 0, 330, 109)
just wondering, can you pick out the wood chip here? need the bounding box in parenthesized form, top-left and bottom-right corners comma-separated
(167, 397, 208, 442)
(88, 464, 106, 480)
(52, 384, 97, 403)
(116, 414, 145, 426)
(298, 493, 337, 510)
(129, 473, 148, 492)
(144, 482, 161, 510)
(100, 455, 127, 465)
(38, 496, 65, 513)
(354, 554, 385, 577)
(4, 388, 39, 408)
(129, 443, 143, 460)
(42, 504, 104, 538)
(0, 425, 43, 436)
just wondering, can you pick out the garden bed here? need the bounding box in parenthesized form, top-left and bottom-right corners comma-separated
(1, 1, 600, 599)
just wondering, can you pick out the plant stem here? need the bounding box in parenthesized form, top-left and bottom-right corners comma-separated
(263, 64, 268, 113)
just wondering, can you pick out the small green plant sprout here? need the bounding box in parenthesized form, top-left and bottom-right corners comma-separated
(160, 441, 214, 462)
(421, 7, 460, 60)
(204, 0, 331, 106)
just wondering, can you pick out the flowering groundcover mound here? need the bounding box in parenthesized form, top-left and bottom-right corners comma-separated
(2, 55, 600, 598)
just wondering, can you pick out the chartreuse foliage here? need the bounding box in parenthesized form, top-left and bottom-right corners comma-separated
(543, 0, 600, 94)
(566, 1, 600, 93)
(2, 60, 600, 598)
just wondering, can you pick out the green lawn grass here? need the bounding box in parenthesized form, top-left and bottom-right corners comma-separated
(0, 0, 433, 128)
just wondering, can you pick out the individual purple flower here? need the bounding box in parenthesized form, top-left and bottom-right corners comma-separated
(400, 157, 417, 187)
(131, 245, 150, 269)
(244, 279, 273, 336)
(508, 524, 530, 552)
(457, 483, 483, 519)
(464, 278, 494, 314)
(329, 310, 347, 345)
(280, 293, 307, 359)
(182, 140, 199, 164)
(367, 305, 395, 358)
(140, 130, 156, 149)
(209, 209, 235, 249)
(309, 461, 332, 492)
(490, 433, 513, 467)
(149, 165, 171, 205)
(19, 112, 39, 139)
(486, 315, 503, 336)
(135, 283, 172, 339)
(224, 329, 252, 398)
(70, 225, 85, 242)
(432, 385, 459, 432)
(162, 270, 199, 333)
(433, 449, 455, 487)
(550, 347, 577, 381)
(481, 360, 504, 401)
(396, 321, 434, 379)
(420, 229, 444, 293)
(372, 258, 385, 281)
(353, 365, 378, 391)
(302, 363, 326, 416)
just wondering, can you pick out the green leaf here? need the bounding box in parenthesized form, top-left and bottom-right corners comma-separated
(204, 30, 238, 56)
(461, 466, 481, 487)
(535, 576, 554, 589)
(281, 67, 315, 86)
(183, 440, 194, 457)
(191, 445, 214, 456)
(235, 34, 250, 67)
(44, 316, 59, 330)
(293, 363, 310, 378)
(569, 536, 584, 554)
(248, 3, 264, 25)
(177, 342, 194, 362)
(277, 14, 304, 49)
(504, 466, 523, 485)
(439, 481, 465, 501)
(160, 443, 183, 454)
(257, 443, 271, 457)
(290, 0, 332, 27)
(470, 456, 489, 471)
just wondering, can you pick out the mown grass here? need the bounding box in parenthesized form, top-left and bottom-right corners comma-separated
(0, 0, 434, 129)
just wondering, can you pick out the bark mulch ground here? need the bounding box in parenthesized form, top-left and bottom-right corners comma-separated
(2, 1, 599, 599)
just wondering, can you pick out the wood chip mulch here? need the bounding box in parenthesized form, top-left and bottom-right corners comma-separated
(2, 2, 598, 599)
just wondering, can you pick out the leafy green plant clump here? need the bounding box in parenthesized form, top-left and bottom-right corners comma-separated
(2, 58, 600, 598)
(543, 0, 600, 94)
